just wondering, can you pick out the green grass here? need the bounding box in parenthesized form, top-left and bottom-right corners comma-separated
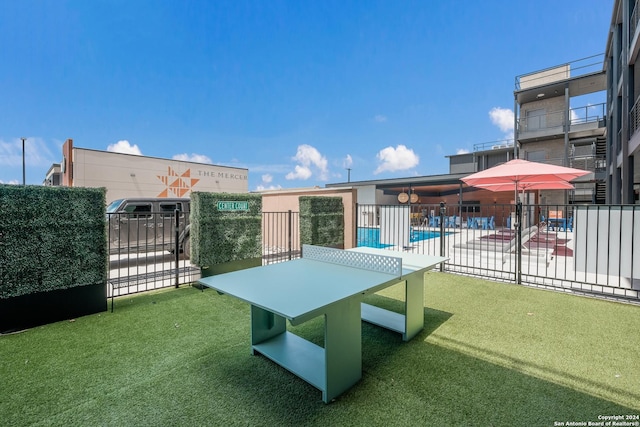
(1, 272, 639, 426)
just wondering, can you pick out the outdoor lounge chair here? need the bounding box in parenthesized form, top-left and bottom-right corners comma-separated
(453, 225, 554, 265)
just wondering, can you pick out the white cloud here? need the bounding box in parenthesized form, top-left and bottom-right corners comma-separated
(489, 107, 514, 133)
(343, 154, 353, 168)
(255, 183, 282, 191)
(0, 137, 56, 168)
(456, 148, 470, 155)
(254, 173, 281, 191)
(489, 107, 515, 141)
(286, 165, 313, 180)
(374, 144, 419, 174)
(570, 109, 580, 123)
(286, 144, 328, 181)
(107, 140, 142, 155)
(0, 140, 23, 167)
(374, 114, 388, 123)
(0, 179, 19, 185)
(172, 153, 213, 164)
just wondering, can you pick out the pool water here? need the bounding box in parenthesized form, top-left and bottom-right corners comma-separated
(357, 227, 441, 249)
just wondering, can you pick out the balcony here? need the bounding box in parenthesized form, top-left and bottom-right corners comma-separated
(515, 54, 605, 91)
(518, 103, 606, 142)
(472, 139, 514, 152)
(629, 96, 640, 139)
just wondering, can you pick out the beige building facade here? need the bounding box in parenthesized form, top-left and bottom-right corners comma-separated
(55, 139, 248, 203)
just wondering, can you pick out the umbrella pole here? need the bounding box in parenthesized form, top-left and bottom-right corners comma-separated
(513, 183, 521, 284)
(516, 200, 522, 284)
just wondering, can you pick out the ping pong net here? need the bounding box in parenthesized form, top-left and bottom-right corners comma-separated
(302, 244, 402, 276)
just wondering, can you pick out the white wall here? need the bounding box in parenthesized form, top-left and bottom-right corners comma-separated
(574, 206, 640, 280)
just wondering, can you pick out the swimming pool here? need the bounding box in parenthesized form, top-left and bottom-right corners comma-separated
(357, 227, 442, 249)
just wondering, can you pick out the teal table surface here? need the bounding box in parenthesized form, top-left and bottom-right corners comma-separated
(197, 245, 447, 403)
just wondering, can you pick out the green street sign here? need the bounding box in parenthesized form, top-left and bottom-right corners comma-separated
(217, 201, 249, 211)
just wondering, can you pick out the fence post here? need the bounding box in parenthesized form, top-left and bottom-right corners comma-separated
(174, 209, 180, 288)
(439, 201, 446, 272)
(287, 210, 292, 261)
(355, 203, 359, 248)
(516, 201, 522, 284)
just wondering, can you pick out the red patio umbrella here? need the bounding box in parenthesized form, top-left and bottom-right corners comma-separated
(461, 159, 590, 198)
(461, 159, 590, 283)
(471, 180, 576, 193)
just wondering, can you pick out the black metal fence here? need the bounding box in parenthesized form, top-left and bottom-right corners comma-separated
(108, 211, 301, 302)
(107, 210, 199, 306)
(357, 203, 640, 303)
(108, 204, 640, 305)
(262, 211, 300, 264)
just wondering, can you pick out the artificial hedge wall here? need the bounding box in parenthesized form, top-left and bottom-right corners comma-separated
(299, 196, 344, 248)
(190, 192, 262, 268)
(0, 185, 107, 300)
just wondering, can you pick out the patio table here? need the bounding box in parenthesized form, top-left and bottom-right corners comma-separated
(197, 245, 446, 403)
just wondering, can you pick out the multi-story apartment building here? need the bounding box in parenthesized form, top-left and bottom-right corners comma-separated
(513, 55, 607, 205)
(605, 0, 640, 204)
(444, 55, 607, 207)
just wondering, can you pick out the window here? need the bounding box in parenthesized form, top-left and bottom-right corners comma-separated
(159, 202, 184, 218)
(123, 203, 152, 219)
(526, 109, 546, 130)
(106, 199, 124, 213)
(461, 202, 480, 213)
(526, 150, 546, 162)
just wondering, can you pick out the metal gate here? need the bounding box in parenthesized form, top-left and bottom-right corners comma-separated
(262, 211, 300, 264)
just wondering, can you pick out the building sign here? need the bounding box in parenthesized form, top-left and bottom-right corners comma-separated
(157, 167, 200, 198)
(217, 201, 249, 211)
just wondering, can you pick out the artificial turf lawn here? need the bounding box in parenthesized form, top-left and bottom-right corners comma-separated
(1, 271, 638, 426)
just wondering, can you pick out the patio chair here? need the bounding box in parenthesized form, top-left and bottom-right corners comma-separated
(485, 216, 495, 230)
(559, 216, 573, 232)
(453, 225, 553, 265)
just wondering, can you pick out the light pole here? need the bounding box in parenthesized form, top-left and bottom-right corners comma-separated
(20, 137, 26, 185)
(346, 168, 351, 183)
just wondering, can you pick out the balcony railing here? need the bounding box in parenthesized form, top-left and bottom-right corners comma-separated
(630, 96, 640, 139)
(518, 103, 606, 133)
(515, 54, 605, 90)
(521, 154, 604, 175)
(569, 155, 606, 173)
(632, 0, 640, 43)
(473, 139, 515, 152)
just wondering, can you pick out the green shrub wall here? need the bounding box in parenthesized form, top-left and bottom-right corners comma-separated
(190, 192, 262, 268)
(299, 196, 344, 248)
(0, 185, 107, 299)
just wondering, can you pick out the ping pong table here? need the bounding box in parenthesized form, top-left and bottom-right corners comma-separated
(197, 244, 447, 403)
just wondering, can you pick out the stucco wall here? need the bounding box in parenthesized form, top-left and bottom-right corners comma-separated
(261, 187, 357, 248)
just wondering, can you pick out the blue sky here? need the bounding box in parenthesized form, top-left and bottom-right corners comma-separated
(1, 0, 612, 190)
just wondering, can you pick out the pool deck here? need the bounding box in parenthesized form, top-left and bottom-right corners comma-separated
(380, 224, 640, 302)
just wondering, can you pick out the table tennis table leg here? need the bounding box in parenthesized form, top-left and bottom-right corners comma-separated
(323, 297, 362, 403)
(250, 305, 286, 351)
(404, 272, 425, 341)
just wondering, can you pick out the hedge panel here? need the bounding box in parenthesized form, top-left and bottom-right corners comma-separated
(190, 192, 262, 267)
(299, 196, 344, 248)
(0, 185, 107, 300)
